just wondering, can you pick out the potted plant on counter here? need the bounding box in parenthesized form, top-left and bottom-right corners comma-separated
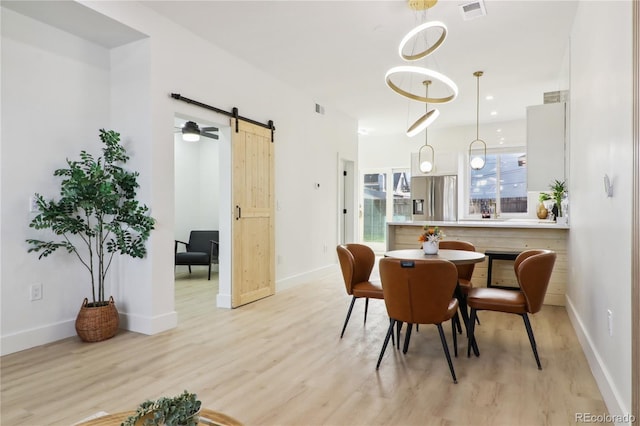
(549, 179, 567, 222)
(537, 192, 552, 219)
(26, 129, 155, 342)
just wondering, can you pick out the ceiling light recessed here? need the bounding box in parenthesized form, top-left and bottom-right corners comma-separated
(485, 95, 494, 100)
(490, 111, 497, 116)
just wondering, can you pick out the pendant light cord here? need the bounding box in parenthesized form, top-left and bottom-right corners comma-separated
(476, 73, 480, 140)
(425, 82, 429, 147)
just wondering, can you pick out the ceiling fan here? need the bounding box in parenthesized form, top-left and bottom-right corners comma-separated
(177, 120, 219, 142)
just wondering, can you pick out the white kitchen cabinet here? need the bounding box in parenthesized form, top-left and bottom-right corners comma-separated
(526, 102, 566, 191)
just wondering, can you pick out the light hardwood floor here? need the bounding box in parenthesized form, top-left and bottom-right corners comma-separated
(1, 267, 608, 425)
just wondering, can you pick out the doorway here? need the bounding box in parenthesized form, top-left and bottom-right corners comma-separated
(173, 114, 228, 310)
(339, 158, 356, 244)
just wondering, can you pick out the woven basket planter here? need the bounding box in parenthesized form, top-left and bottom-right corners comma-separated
(75, 296, 119, 342)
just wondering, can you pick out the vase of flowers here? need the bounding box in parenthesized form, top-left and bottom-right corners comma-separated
(419, 225, 444, 255)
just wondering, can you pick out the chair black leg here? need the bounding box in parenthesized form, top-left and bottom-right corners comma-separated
(340, 297, 357, 338)
(437, 323, 457, 384)
(376, 319, 396, 369)
(467, 308, 479, 358)
(475, 313, 481, 325)
(454, 311, 463, 334)
(364, 298, 369, 323)
(396, 321, 403, 349)
(390, 318, 395, 347)
(451, 317, 458, 357)
(403, 324, 413, 354)
(522, 313, 542, 369)
(188, 265, 192, 274)
(208, 263, 212, 280)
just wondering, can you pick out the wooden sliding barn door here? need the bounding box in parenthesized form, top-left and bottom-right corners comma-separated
(231, 119, 275, 307)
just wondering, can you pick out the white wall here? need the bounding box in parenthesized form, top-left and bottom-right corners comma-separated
(1, 9, 114, 353)
(566, 1, 633, 418)
(1, 2, 358, 353)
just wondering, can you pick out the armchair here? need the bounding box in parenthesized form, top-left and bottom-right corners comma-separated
(175, 230, 219, 280)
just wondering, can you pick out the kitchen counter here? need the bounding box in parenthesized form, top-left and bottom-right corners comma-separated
(387, 219, 569, 230)
(387, 220, 568, 306)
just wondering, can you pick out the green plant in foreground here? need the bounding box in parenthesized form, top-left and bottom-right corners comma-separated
(122, 391, 202, 426)
(26, 129, 155, 305)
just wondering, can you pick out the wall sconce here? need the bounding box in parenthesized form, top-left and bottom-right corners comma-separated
(469, 71, 486, 170)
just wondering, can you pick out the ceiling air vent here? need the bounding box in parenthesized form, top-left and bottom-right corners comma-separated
(315, 103, 325, 115)
(459, 0, 487, 21)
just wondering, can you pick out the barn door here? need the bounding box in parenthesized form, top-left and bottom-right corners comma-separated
(231, 119, 275, 307)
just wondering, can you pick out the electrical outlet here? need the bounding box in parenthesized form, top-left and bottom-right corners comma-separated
(30, 283, 43, 301)
(607, 309, 613, 336)
(29, 196, 39, 212)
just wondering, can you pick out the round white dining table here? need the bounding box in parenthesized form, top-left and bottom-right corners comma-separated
(384, 248, 486, 265)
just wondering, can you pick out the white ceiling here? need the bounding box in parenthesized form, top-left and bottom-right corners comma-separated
(143, 0, 579, 136)
(3, 0, 579, 138)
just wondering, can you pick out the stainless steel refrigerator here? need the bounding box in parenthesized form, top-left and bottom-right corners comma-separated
(411, 175, 458, 221)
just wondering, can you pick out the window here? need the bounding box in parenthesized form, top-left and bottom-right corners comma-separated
(468, 151, 527, 216)
(363, 173, 387, 242)
(361, 169, 411, 246)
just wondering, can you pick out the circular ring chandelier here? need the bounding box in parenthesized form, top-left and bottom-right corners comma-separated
(385, 66, 459, 104)
(407, 108, 440, 137)
(398, 21, 448, 61)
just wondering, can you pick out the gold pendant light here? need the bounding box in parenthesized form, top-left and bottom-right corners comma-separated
(418, 80, 435, 173)
(469, 71, 487, 170)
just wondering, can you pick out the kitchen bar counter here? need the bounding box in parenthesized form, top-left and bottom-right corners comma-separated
(387, 220, 568, 306)
(387, 219, 570, 230)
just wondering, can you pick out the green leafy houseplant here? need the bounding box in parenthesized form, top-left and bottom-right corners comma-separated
(26, 129, 155, 306)
(549, 179, 567, 217)
(122, 391, 202, 426)
(538, 192, 552, 203)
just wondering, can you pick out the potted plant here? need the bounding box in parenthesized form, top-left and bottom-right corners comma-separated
(537, 192, 552, 219)
(26, 129, 155, 342)
(418, 225, 445, 254)
(122, 391, 202, 426)
(549, 179, 567, 219)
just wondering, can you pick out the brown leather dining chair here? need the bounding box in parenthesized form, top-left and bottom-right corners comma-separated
(466, 249, 556, 369)
(336, 244, 384, 338)
(439, 240, 479, 331)
(376, 257, 460, 383)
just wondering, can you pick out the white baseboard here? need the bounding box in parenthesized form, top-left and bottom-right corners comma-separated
(1, 310, 178, 355)
(216, 292, 231, 308)
(276, 264, 339, 292)
(119, 310, 178, 335)
(1, 319, 76, 356)
(565, 295, 633, 424)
